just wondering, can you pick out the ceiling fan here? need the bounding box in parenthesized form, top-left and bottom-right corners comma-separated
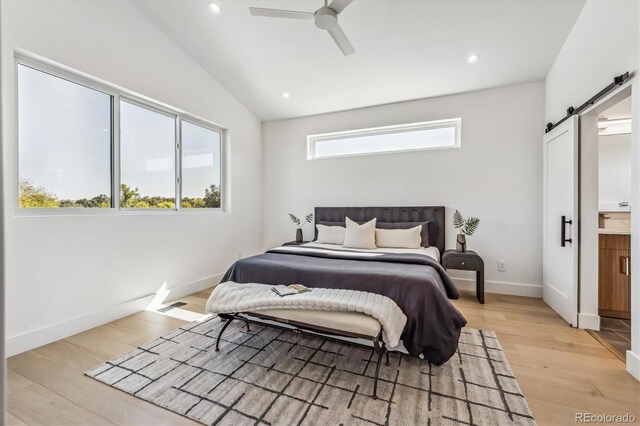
(249, 0, 355, 56)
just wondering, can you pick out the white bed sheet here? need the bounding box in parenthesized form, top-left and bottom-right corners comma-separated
(300, 242, 441, 263)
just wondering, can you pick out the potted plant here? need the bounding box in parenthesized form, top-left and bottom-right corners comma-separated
(289, 213, 313, 242)
(453, 210, 480, 252)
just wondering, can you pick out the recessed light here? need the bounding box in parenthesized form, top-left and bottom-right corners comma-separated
(467, 54, 480, 64)
(282, 92, 290, 99)
(208, 2, 221, 14)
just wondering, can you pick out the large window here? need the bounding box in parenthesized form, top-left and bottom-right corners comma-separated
(120, 101, 176, 209)
(181, 121, 222, 209)
(16, 56, 225, 212)
(18, 64, 113, 208)
(307, 118, 461, 160)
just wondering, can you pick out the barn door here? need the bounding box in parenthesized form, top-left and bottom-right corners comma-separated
(543, 117, 579, 326)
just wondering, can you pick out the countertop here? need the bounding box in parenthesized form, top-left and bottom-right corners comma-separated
(598, 228, 631, 235)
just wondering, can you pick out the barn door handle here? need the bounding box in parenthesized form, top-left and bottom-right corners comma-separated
(561, 216, 572, 247)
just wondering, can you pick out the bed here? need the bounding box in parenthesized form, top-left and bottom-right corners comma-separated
(219, 206, 467, 365)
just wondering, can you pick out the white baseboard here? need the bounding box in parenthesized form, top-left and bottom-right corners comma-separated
(5, 273, 224, 357)
(627, 350, 640, 381)
(6, 293, 155, 357)
(578, 313, 601, 330)
(451, 277, 542, 298)
(164, 273, 222, 303)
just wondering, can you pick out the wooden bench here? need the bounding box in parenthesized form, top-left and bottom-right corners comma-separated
(215, 310, 390, 399)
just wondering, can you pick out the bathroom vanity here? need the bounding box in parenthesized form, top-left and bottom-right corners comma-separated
(598, 213, 631, 319)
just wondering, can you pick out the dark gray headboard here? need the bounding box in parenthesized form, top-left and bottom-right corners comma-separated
(314, 206, 446, 254)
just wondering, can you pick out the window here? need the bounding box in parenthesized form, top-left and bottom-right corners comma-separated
(120, 101, 176, 209)
(181, 121, 222, 208)
(307, 118, 461, 160)
(16, 55, 225, 212)
(18, 64, 113, 208)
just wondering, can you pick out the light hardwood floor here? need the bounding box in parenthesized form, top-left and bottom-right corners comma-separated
(6, 289, 640, 425)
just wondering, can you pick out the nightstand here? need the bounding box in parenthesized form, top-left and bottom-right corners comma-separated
(441, 250, 484, 304)
(282, 241, 310, 246)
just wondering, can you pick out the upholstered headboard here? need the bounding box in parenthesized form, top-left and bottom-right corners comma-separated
(314, 206, 446, 254)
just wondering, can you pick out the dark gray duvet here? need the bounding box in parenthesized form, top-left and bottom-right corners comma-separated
(220, 246, 467, 365)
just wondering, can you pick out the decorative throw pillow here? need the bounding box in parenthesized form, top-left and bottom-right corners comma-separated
(375, 225, 422, 249)
(315, 224, 346, 245)
(376, 221, 431, 247)
(343, 217, 377, 249)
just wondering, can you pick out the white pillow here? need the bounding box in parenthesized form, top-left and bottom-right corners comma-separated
(343, 217, 377, 249)
(375, 226, 422, 249)
(316, 224, 346, 245)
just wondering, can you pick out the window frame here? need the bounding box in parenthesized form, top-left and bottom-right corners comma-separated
(118, 97, 180, 212)
(179, 118, 224, 210)
(307, 118, 462, 160)
(16, 60, 116, 212)
(14, 51, 227, 215)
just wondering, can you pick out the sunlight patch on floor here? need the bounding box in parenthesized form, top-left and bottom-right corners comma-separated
(146, 282, 171, 311)
(154, 307, 211, 322)
(144, 281, 211, 322)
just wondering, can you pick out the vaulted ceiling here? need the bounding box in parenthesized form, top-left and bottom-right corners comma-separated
(134, 0, 585, 121)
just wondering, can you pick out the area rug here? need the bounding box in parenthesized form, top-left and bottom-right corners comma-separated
(86, 316, 535, 425)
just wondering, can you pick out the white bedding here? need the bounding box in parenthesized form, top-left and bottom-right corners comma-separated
(297, 242, 441, 262)
(206, 281, 408, 347)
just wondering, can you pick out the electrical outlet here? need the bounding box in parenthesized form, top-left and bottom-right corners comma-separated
(497, 260, 506, 272)
(238, 251, 243, 260)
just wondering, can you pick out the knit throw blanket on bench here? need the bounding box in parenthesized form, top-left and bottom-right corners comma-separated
(206, 282, 408, 347)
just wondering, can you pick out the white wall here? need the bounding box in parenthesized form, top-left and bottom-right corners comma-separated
(1, 0, 263, 355)
(545, 1, 639, 124)
(0, 2, 5, 417)
(545, 0, 639, 379)
(636, 1, 639, 374)
(599, 133, 632, 212)
(633, 8, 640, 374)
(632, 66, 640, 380)
(262, 82, 545, 297)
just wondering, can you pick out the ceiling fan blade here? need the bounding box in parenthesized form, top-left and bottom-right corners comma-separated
(327, 23, 355, 56)
(249, 7, 314, 20)
(328, 0, 353, 14)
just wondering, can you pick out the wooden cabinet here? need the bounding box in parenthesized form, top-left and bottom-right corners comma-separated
(598, 234, 631, 319)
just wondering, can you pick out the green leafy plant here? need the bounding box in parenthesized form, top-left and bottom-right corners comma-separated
(289, 213, 313, 229)
(453, 210, 480, 236)
(17, 176, 220, 209)
(18, 178, 59, 208)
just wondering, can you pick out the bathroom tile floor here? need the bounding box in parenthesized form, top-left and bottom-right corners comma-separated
(593, 317, 631, 360)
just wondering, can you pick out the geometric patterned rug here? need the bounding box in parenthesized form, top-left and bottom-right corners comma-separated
(86, 315, 535, 425)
